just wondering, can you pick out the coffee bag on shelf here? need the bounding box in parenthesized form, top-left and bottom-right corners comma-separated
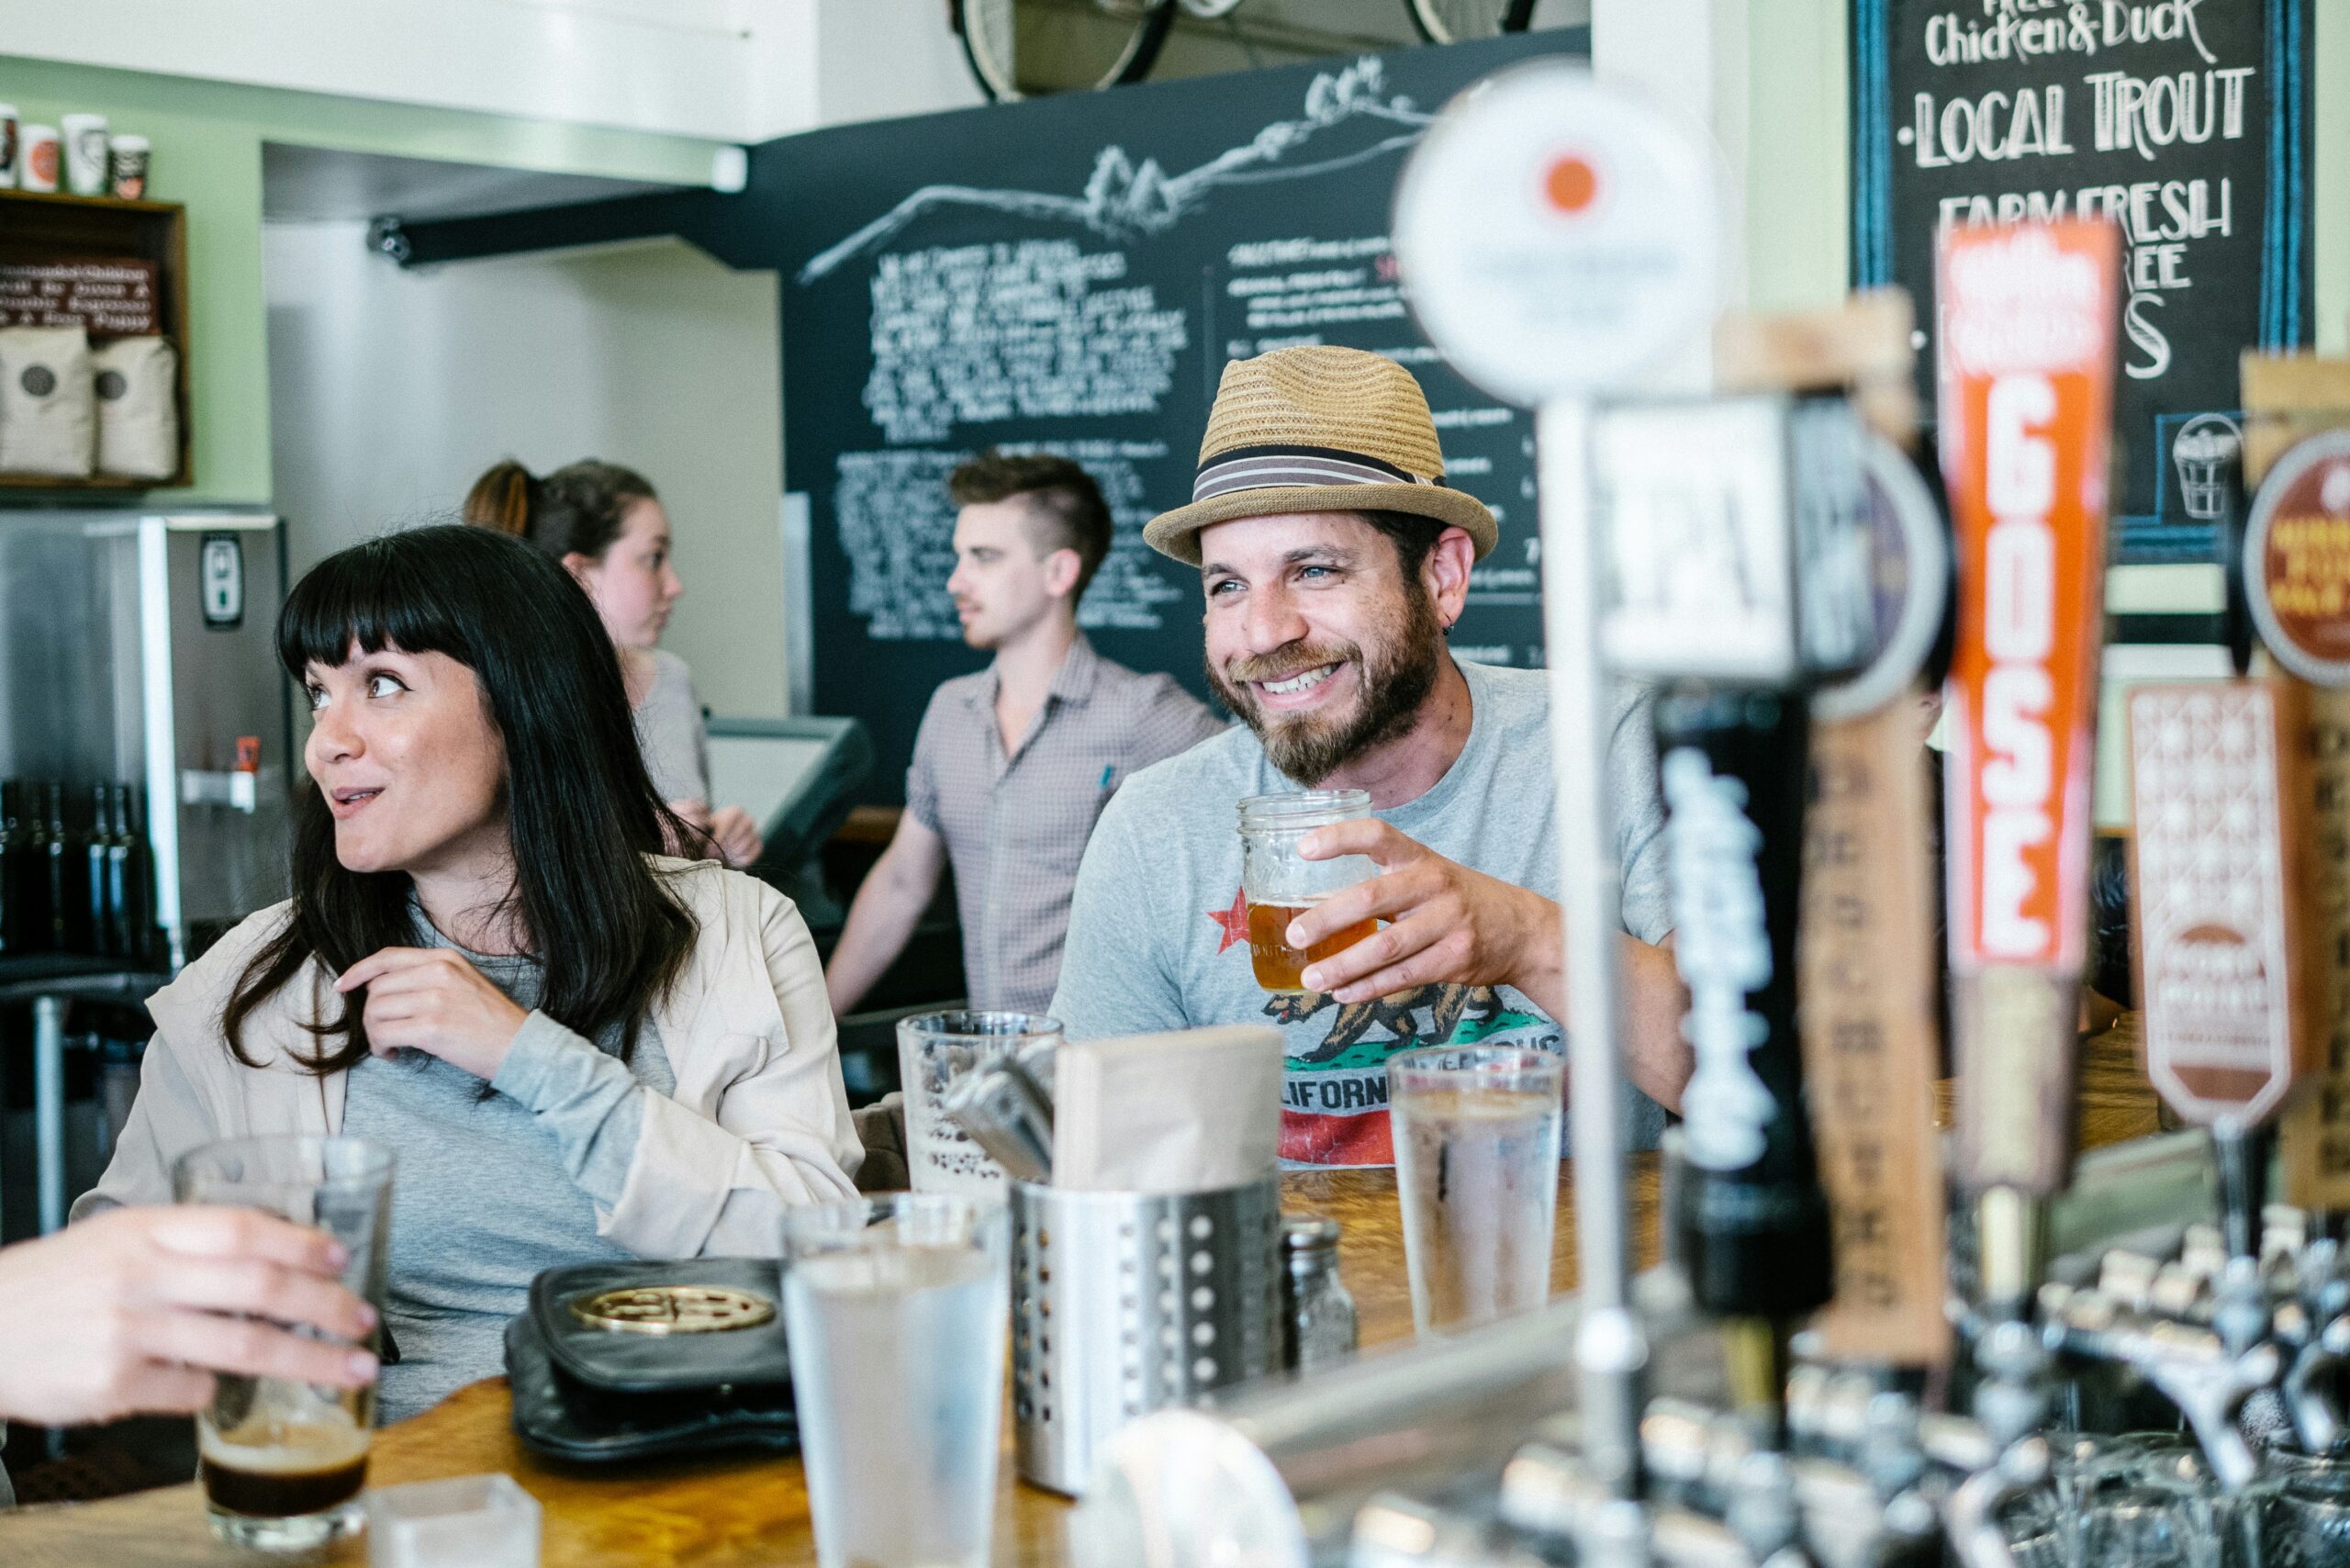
(92, 334, 177, 480)
(0, 325, 95, 477)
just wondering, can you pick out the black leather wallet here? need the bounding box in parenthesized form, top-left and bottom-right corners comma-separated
(504, 1257, 799, 1464)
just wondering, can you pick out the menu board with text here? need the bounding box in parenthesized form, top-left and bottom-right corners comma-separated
(1852, 0, 2311, 564)
(695, 32, 1584, 799)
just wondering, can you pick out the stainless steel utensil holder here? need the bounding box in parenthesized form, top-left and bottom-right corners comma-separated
(1011, 1176, 1283, 1495)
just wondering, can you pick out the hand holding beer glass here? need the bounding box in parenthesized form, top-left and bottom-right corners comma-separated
(1237, 790, 1381, 991)
(172, 1135, 393, 1552)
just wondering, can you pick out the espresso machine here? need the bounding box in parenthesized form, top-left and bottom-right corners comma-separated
(0, 509, 292, 1234)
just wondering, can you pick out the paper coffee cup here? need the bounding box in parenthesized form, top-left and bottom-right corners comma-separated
(21, 125, 59, 193)
(107, 134, 150, 201)
(62, 112, 108, 196)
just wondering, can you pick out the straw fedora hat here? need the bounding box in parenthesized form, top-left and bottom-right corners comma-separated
(1143, 345, 1499, 565)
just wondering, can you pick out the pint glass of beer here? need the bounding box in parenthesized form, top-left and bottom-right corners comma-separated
(1236, 790, 1380, 991)
(172, 1135, 393, 1551)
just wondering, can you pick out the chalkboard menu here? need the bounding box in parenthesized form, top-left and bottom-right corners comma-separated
(711, 32, 1583, 801)
(1852, 0, 2311, 564)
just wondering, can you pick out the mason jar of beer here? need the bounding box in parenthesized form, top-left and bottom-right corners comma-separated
(1236, 790, 1380, 992)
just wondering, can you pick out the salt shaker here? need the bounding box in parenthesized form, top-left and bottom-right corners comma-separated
(1281, 1215, 1357, 1371)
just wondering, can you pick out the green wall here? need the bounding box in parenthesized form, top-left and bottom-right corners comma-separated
(0, 56, 728, 504)
(1743, 4, 1849, 314)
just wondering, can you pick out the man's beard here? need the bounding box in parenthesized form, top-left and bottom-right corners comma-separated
(1207, 587, 1445, 785)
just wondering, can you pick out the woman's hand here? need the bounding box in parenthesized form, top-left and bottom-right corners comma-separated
(667, 799, 763, 867)
(336, 946, 529, 1081)
(709, 805, 764, 868)
(0, 1206, 377, 1427)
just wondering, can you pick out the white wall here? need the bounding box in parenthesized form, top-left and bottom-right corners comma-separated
(0, 0, 807, 145)
(800, 0, 984, 129)
(263, 223, 790, 718)
(0, 0, 994, 146)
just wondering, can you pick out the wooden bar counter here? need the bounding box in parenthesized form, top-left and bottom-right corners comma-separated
(0, 1026, 2156, 1567)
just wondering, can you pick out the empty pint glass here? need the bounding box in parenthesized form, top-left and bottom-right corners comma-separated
(172, 1135, 393, 1551)
(1388, 1046, 1562, 1336)
(897, 1010, 1061, 1193)
(1237, 790, 1380, 992)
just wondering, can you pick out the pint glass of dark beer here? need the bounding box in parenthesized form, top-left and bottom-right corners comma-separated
(172, 1135, 393, 1551)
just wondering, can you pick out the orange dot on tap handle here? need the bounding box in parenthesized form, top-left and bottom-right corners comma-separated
(1542, 153, 1600, 215)
(234, 735, 262, 773)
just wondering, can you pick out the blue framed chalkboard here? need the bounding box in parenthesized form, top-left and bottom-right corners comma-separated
(1852, 0, 2311, 566)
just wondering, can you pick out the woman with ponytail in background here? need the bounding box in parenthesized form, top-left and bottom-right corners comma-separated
(464, 459, 763, 868)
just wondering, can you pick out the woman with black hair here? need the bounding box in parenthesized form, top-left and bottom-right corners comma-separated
(73, 526, 859, 1420)
(464, 458, 763, 867)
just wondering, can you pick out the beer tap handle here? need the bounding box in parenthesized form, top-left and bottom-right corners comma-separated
(1350, 1494, 1552, 1568)
(2138, 1345, 2277, 1492)
(2126, 678, 2311, 1282)
(1941, 1436, 2050, 1568)
(1934, 219, 2121, 1332)
(1654, 687, 1832, 1437)
(1496, 1444, 1658, 1568)
(2235, 359, 2350, 1218)
(2039, 1284, 2281, 1490)
(1594, 388, 1874, 1443)
(1704, 296, 1958, 1394)
(2213, 1126, 2272, 1267)
(1718, 296, 1954, 1376)
(2284, 1312, 2350, 1454)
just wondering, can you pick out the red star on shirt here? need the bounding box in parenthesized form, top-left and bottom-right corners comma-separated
(1208, 888, 1249, 954)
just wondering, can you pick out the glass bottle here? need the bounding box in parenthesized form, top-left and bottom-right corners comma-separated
(0, 780, 17, 955)
(83, 783, 112, 958)
(1281, 1215, 1357, 1371)
(115, 783, 155, 966)
(40, 781, 69, 953)
(3, 780, 50, 954)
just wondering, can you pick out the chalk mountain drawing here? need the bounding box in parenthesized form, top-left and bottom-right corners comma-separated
(796, 57, 1433, 285)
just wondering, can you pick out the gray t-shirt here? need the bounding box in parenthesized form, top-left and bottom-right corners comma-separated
(1048, 660, 1671, 1167)
(342, 921, 673, 1422)
(634, 647, 710, 803)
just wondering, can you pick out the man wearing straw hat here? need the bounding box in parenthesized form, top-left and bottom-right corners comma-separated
(1049, 345, 1688, 1167)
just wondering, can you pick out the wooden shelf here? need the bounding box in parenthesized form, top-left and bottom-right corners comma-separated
(0, 186, 192, 492)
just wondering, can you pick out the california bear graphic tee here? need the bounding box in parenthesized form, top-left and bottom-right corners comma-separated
(1049, 660, 1673, 1167)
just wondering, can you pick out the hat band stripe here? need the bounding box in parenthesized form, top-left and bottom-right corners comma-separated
(1192, 444, 1438, 504)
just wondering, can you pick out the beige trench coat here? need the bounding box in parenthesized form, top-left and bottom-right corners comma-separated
(74, 857, 862, 1258)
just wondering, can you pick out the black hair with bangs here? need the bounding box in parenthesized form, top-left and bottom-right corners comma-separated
(223, 524, 698, 1074)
